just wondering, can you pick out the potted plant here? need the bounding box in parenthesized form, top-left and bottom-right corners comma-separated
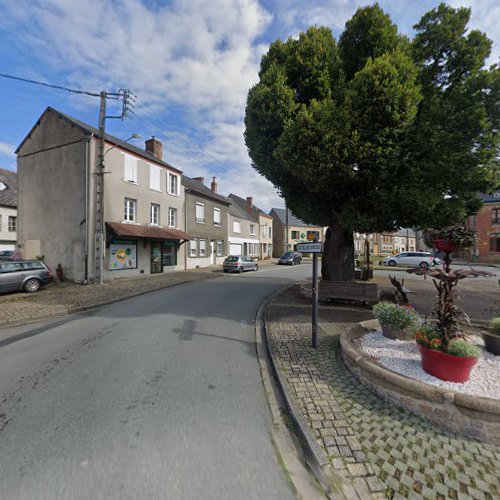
(482, 317, 500, 356)
(372, 301, 420, 340)
(408, 247, 494, 381)
(416, 324, 480, 382)
(424, 226, 478, 254)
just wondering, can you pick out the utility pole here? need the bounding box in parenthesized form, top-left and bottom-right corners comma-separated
(95, 91, 106, 285)
(94, 89, 135, 284)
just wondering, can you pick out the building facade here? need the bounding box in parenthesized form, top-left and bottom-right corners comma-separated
(467, 191, 500, 263)
(228, 194, 273, 259)
(16, 107, 189, 282)
(228, 201, 259, 257)
(269, 208, 323, 257)
(183, 176, 230, 269)
(0, 168, 17, 252)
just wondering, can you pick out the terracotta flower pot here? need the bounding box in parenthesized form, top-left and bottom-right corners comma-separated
(433, 239, 460, 253)
(481, 331, 500, 356)
(417, 344, 478, 382)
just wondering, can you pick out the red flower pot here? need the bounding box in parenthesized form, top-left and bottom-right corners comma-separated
(417, 344, 478, 383)
(433, 239, 460, 253)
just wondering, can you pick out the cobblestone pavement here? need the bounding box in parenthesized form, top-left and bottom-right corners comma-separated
(0, 267, 224, 327)
(267, 286, 500, 499)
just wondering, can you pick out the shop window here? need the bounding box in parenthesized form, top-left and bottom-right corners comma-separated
(162, 242, 177, 266)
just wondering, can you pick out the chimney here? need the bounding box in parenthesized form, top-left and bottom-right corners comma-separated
(145, 136, 163, 160)
(211, 177, 218, 193)
(246, 197, 253, 208)
(193, 177, 205, 184)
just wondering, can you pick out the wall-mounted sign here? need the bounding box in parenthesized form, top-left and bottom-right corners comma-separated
(110, 240, 137, 270)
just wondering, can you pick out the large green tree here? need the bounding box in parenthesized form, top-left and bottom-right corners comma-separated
(244, 3, 499, 281)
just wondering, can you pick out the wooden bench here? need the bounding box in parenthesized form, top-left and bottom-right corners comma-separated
(301, 279, 379, 305)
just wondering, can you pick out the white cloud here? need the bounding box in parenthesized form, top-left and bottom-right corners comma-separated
(0, 142, 16, 169)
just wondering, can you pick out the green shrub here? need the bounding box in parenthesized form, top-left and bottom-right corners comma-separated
(488, 317, 500, 335)
(447, 340, 481, 358)
(372, 302, 420, 333)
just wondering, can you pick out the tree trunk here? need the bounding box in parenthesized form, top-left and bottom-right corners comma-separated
(321, 224, 355, 281)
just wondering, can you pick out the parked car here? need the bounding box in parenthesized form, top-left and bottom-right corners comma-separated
(222, 255, 258, 273)
(0, 260, 53, 293)
(278, 251, 302, 266)
(382, 252, 441, 268)
(0, 250, 14, 260)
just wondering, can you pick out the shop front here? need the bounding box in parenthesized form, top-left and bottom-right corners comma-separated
(106, 222, 190, 277)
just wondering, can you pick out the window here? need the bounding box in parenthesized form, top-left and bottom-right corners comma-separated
(0, 215, 2, 231)
(250, 224, 255, 235)
(269, 227, 272, 238)
(213, 208, 221, 226)
(492, 208, 500, 225)
(195, 203, 205, 223)
(124, 198, 136, 222)
(168, 208, 177, 227)
(168, 172, 179, 195)
(190, 239, 197, 257)
(490, 233, 500, 252)
(149, 164, 161, 191)
(199, 239, 206, 256)
(8, 216, 17, 232)
(291, 230, 300, 239)
(150, 204, 160, 225)
(124, 155, 138, 183)
(217, 241, 223, 256)
(162, 242, 177, 266)
(233, 221, 241, 233)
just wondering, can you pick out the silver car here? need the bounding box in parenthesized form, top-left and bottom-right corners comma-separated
(223, 255, 258, 273)
(383, 252, 440, 268)
(0, 260, 53, 293)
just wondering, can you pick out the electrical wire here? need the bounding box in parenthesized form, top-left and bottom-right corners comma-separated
(0, 72, 121, 98)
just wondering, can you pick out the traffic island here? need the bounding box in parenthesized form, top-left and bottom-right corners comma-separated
(340, 323, 500, 445)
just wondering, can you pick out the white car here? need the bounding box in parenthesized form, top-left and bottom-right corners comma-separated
(382, 252, 441, 268)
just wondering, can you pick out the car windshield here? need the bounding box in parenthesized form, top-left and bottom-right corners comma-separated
(281, 252, 293, 258)
(226, 256, 240, 262)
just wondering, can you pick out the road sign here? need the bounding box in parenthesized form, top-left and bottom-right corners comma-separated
(307, 230, 320, 241)
(297, 242, 322, 253)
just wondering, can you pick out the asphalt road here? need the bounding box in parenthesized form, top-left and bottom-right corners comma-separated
(0, 274, 297, 500)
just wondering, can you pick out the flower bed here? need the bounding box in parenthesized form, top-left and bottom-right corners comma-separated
(340, 321, 500, 444)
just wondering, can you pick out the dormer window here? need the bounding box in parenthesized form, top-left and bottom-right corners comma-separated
(0, 182, 7, 191)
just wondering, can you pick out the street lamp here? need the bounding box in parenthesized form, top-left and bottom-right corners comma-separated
(96, 133, 140, 285)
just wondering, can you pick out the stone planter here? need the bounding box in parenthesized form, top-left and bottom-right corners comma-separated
(381, 324, 407, 340)
(481, 331, 500, 356)
(417, 344, 478, 383)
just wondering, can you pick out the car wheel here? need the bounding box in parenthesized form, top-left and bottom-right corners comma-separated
(388, 260, 396, 267)
(298, 259, 301, 264)
(24, 278, 41, 293)
(238, 266, 243, 273)
(223, 270, 228, 273)
(419, 261, 429, 269)
(291, 260, 295, 266)
(254, 264, 258, 271)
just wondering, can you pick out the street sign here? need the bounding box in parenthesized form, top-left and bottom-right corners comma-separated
(297, 242, 322, 253)
(307, 230, 320, 241)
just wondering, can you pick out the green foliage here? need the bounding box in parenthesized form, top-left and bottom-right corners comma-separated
(372, 302, 421, 333)
(447, 339, 481, 358)
(423, 226, 478, 249)
(489, 318, 500, 336)
(244, 3, 499, 280)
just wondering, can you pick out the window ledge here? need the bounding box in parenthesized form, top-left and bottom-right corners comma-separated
(148, 187, 163, 193)
(123, 179, 139, 185)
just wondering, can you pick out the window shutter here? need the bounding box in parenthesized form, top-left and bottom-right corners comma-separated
(150, 165, 161, 190)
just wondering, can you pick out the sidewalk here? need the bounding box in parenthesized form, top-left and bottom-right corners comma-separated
(265, 285, 500, 499)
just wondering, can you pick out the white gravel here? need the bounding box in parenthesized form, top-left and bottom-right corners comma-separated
(361, 331, 500, 400)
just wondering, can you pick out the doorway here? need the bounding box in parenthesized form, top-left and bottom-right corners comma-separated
(151, 241, 163, 274)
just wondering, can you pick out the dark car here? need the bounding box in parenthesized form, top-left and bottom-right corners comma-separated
(0, 260, 53, 293)
(278, 251, 302, 265)
(0, 250, 14, 261)
(222, 255, 258, 273)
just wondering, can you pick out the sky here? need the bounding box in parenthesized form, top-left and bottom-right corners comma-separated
(0, 0, 498, 212)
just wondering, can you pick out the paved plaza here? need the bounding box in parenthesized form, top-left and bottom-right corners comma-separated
(266, 286, 500, 499)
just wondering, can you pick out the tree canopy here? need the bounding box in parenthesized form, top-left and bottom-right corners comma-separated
(244, 3, 499, 280)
